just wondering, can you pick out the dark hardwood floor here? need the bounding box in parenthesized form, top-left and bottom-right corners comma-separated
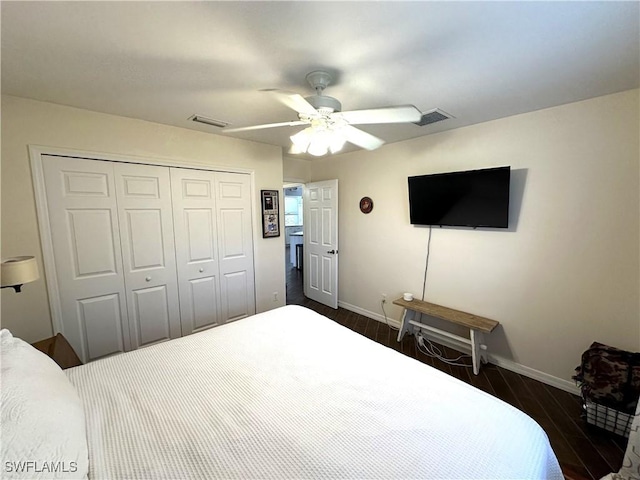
(284, 248, 627, 480)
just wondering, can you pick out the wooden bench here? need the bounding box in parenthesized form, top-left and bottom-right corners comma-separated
(393, 297, 499, 375)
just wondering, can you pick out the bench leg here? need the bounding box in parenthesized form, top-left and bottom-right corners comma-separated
(479, 332, 488, 366)
(470, 330, 486, 375)
(396, 308, 415, 342)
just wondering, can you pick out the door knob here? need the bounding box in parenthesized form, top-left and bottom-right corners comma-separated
(327, 249, 337, 254)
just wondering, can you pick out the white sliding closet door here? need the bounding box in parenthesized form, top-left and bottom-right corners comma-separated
(215, 172, 256, 323)
(42, 156, 130, 362)
(170, 168, 222, 334)
(171, 168, 255, 335)
(38, 154, 256, 361)
(114, 163, 181, 349)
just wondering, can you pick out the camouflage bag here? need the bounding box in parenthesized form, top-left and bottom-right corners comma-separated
(573, 342, 640, 414)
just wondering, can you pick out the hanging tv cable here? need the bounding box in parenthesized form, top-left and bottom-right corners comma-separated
(421, 225, 432, 301)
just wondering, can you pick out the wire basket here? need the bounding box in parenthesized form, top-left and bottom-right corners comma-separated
(584, 399, 633, 437)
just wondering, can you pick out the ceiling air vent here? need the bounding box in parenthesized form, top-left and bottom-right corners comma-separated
(189, 114, 229, 128)
(413, 108, 453, 127)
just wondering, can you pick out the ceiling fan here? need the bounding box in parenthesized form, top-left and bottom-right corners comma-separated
(223, 71, 422, 156)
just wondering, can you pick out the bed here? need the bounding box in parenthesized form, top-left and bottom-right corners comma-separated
(2, 305, 563, 479)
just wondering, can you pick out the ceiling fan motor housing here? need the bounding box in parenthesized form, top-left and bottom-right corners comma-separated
(304, 70, 341, 112)
(305, 95, 342, 113)
(306, 70, 333, 91)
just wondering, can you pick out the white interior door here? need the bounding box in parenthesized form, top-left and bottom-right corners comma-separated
(114, 163, 181, 349)
(170, 168, 221, 335)
(42, 156, 129, 362)
(304, 179, 338, 309)
(215, 172, 256, 322)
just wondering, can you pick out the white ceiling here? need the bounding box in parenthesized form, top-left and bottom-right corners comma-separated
(2, 1, 639, 158)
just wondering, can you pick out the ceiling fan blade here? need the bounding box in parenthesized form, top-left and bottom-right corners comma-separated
(261, 89, 318, 116)
(222, 120, 307, 133)
(342, 125, 385, 151)
(338, 105, 422, 125)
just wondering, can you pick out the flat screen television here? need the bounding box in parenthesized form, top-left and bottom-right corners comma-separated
(408, 166, 510, 228)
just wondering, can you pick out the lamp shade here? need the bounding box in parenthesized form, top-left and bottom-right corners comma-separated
(1, 256, 39, 287)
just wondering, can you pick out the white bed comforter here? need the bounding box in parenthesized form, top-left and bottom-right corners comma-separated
(66, 305, 563, 479)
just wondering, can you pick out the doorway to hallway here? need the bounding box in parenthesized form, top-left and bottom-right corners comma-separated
(284, 184, 304, 303)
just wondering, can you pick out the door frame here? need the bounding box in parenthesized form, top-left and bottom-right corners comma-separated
(29, 144, 257, 336)
(283, 181, 305, 261)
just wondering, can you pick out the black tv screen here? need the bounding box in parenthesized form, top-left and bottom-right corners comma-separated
(408, 166, 510, 228)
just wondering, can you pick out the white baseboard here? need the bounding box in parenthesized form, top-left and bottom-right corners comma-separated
(487, 354, 580, 396)
(338, 300, 401, 329)
(337, 300, 580, 396)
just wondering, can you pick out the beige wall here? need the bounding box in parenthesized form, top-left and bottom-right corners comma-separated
(309, 89, 640, 383)
(283, 156, 312, 183)
(1, 95, 286, 343)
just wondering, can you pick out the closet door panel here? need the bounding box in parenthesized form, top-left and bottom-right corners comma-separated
(219, 209, 246, 257)
(115, 163, 181, 348)
(78, 294, 126, 360)
(67, 209, 118, 277)
(184, 209, 215, 261)
(125, 210, 165, 269)
(42, 156, 129, 362)
(131, 285, 171, 346)
(171, 168, 221, 334)
(216, 173, 256, 322)
(189, 276, 219, 331)
(221, 271, 250, 321)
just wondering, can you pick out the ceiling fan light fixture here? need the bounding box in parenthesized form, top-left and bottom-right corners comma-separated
(304, 128, 325, 156)
(308, 141, 329, 157)
(308, 128, 332, 156)
(291, 123, 347, 156)
(289, 144, 306, 155)
(329, 133, 346, 154)
(290, 128, 312, 152)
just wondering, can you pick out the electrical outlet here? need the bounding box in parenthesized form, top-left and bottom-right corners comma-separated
(381, 293, 387, 304)
(273, 292, 278, 302)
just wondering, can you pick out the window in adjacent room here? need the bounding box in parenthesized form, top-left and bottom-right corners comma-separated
(284, 196, 303, 226)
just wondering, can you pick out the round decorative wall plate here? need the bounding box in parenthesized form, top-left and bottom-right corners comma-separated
(359, 196, 374, 214)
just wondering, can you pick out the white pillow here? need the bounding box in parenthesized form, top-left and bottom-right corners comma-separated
(1, 329, 88, 479)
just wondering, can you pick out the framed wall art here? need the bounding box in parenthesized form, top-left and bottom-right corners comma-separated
(261, 190, 280, 238)
(359, 196, 374, 214)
